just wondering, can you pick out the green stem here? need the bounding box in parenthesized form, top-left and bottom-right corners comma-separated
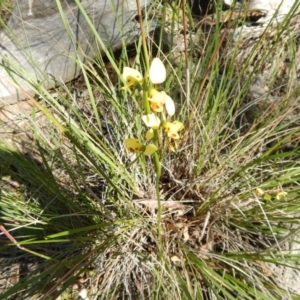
(136, 0, 149, 71)
(142, 81, 151, 114)
(153, 132, 162, 238)
(153, 130, 161, 178)
(136, 0, 161, 238)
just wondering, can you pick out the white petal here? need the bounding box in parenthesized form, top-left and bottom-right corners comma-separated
(149, 58, 166, 84)
(165, 95, 175, 116)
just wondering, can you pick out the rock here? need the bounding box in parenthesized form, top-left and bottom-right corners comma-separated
(223, 1, 300, 125)
(249, 0, 297, 24)
(0, 0, 150, 105)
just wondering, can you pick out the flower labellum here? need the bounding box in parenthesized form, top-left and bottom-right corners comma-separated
(149, 58, 166, 84)
(142, 113, 161, 129)
(150, 101, 164, 112)
(148, 89, 166, 112)
(148, 89, 166, 103)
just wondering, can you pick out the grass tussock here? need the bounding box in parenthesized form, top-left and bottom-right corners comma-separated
(0, 1, 300, 299)
(0, 0, 13, 29)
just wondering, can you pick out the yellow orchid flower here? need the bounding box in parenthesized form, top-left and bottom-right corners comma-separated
(254, 187, 272, 201)
(149, 57, 166, 84)
(122, 67, 143, 88)
(124, 138, 157, 156)
(163, 121, 184, 133)
(254, 187, 265, 197)
(275, 191, 287, 200)
(163, 121, 184, 140)
(142, 113, 161, 129)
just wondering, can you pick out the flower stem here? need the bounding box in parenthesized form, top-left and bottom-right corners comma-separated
(136, 0, 162, 237)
